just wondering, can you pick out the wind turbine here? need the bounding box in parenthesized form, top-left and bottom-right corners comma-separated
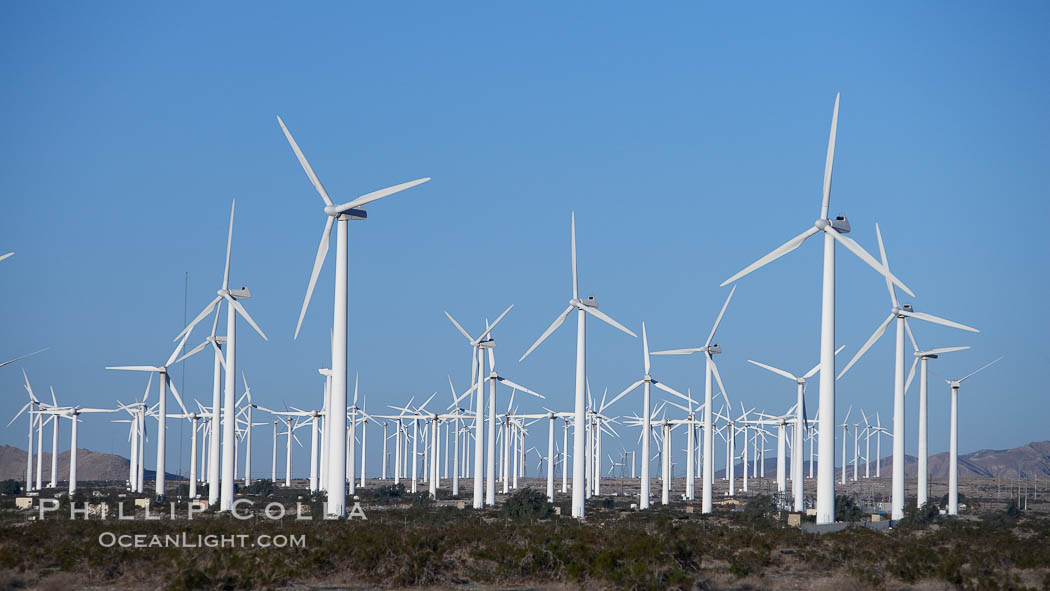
(941, 357, 1002, 515)
(650, 286, 736, 514)
(106, 332, 192, 498)
(174, 200, 266, 511)
(837, 224, 978, 519)
(61, 405, 119, 494)
(904, 322, 969, 508)
(519, 212, 637, 519)
(720, 94, 915, 523)
(839, 405, 852, 485)
(604, 322, 689, 509)
(444, 306, 514, 507)
(747, 346, 844, 511)
(277, 117, 428, 517)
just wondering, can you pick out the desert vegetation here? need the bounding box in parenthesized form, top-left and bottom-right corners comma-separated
(1, 483, 1049, 590)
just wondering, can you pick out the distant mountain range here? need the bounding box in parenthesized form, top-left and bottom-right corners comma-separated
(715, 441, 1050, 479)
(0, 445, 184, 484)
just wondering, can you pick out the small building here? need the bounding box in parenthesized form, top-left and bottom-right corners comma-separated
(15, 497, 33, 510)
(787, 513, 802, 526)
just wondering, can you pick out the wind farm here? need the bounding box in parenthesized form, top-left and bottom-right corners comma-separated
(1, 3, 1048, 590)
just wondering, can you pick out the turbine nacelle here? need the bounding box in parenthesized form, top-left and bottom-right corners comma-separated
(572, 296, 599, 309)
(217, 285, 252, 300)
(322, 204, 368, 220)
(813, 215, 851, 234)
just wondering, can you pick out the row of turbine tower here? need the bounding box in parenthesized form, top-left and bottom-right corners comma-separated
(4, 93, 1000, 523)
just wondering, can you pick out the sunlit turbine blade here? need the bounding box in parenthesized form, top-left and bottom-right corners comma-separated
(605, 380, 642, 411)
(925, 346, 970, 356)
(958, 356, 1003, 383)
(444, 311, 474, 343)
(107, 366, 161, 372)
(905, 357, 919, 393)
(570, 212, 578, 300)
(295, 215, 334, 340)
(164, 330, 193, 368)
(900, 310, 979, 333)
(905, 318, 919, 352)
(225, 295, 268, 341)
(276, 116, 334, 206)
(708, 356, 730, 409)
(803, 345, 845, 379)
(837, 313, 896, 379)
(582, 304, 636, 338)
(497, 377, 545, 399)
(519, 304, 574, 362)
(824, 225, 914, 297)
(650, 347, 704, 356)
(210, 340, 228, 372)
(0, 347, 49, 370)
(167, 375, 189, 415)
(721, 226, 820, 288)
(476, 304, 514, 342)
(747, 359, 796, 382)
(706, 285, 736, 347)
(336, 178, 431, 212)
(874, 223, 899, 309)
(222, 200, 235, 291)
(652, 380, 692, 405)
(820, 93, 840, 219)
(641, 322, 650, 374)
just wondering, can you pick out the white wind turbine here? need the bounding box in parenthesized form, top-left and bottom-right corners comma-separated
(941, 357, 1002, 515)
(106, 332, 193, 498)
(903, 322, 969, 508)
(174, 200, 267, 510)
(60, 405, 119, 494)
(8, 369, 54, 491)
(650, 286, 736, 514)
(277, 116, 429, 518)
(443, 306, 514, 507)
(519, 212, 637, 519)
(747, 346, 844, 512)
(837, 224, 978, 519)
(720, 94, 916, 523)
(604, 322, 689, 509)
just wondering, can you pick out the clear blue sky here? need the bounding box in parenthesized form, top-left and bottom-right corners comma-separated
(2, 2, 1047, 478)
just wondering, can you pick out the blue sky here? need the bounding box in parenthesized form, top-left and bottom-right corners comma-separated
(1, 2, 1047, 479)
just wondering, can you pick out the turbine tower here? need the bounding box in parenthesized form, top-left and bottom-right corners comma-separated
(941, 357, 1001, 515)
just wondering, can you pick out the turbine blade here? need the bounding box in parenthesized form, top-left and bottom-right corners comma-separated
(652, 380, 692, 405)
(958, 356, 1003, 383)
(605, 380, 643, 410)
(582, 304, 637, 338)
(223, 200, 235, 291)
(519, 304, 574, 362)
(905, 357, 919, 394)
(706, 285, 736, 347)
(802, 345, 845, 379)
(0, 347, 49, 370)
(444, 311, 474, 343)
(476, 304, 513, 342)
(905, 318, 919, 352)
(824, 225, 914, 297)
(276, 116, 333, 206)
(650, 347, 705, 355)
(106, 366, 161, 372)
(837, 313, 895, 379)
(496, 377, 545, 399)
(721, 226, 820, 287)
(570, 212, 578, 299)
(294, 216, 334, 340)
(747, 359, 796, 382)
(900, 310, 979, 333)
(641, 322, 650, 374)
(925, 346, 970, 356)
(820, 92, 840, 219)
(226, 295, 268, 341)
(875, 223, 899, 309)
(336, 178, 431, 212)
